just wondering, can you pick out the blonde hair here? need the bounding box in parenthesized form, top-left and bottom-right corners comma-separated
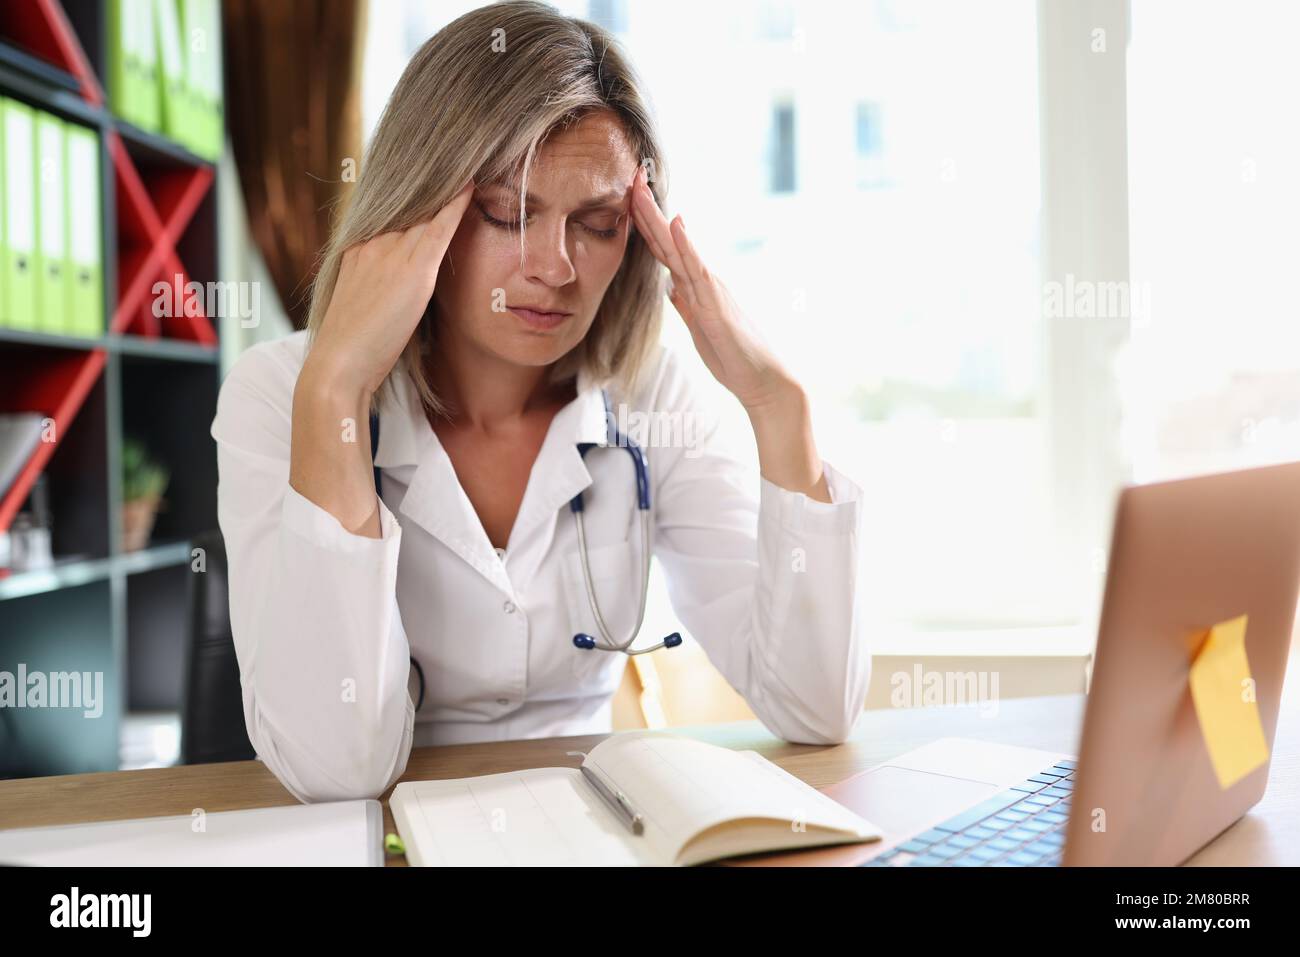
(306, 0, 669, 420)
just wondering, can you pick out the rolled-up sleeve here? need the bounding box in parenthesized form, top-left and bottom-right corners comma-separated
(651, 358, 871, 746)
(210, 343, 414, 803)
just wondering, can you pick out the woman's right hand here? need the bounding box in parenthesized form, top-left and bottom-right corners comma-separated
(306, 179, 475, 396)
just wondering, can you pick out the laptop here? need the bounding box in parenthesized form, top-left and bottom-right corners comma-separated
(735, 459, 1300, 867)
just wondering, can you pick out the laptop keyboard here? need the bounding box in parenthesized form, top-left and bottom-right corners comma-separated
(861, 759, 1076, 867)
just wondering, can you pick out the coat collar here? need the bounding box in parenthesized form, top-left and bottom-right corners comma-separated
(373, 361, 613, 595)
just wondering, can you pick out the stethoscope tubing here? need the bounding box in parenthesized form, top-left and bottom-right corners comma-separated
(569, 394, 680, 656)
(573, 505, 671, 654)
(370, 388, 681, 715)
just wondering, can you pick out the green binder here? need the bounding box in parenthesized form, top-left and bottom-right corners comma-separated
(2, 98, 38, 332)
(35, 111, 70, 335)
(155, 0, 186, 146)
(180, 0, 223, 160)
(108, 0, 161, 131)
(204, 0, 225, 159)
(107, 0, 132, 126)
(108, 0, 141, 127)
(65, 125, 103, 337)
(178, 0, 202, 153)
(0, 96, 7, 329)
(138, 0, 162, 131)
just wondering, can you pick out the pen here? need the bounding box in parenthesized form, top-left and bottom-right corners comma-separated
(567, 751, 644, 835)
(581, 765, 644, 835)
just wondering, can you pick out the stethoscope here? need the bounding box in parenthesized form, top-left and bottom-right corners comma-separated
(370, 389, 680, 711)
(569, 389, 682, 657)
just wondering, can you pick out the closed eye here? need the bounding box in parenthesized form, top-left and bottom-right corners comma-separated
(476, 200, 520, 230)
(577, 220, 620, 240)
(475, 201, 620, 240)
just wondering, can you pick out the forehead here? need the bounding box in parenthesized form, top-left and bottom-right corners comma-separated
(501, 112, 638, 199)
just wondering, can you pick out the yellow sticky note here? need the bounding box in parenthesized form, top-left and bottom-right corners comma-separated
(1188, 614, 1269, 789)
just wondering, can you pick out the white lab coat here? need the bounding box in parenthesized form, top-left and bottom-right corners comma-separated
(210, 329, 871, 803)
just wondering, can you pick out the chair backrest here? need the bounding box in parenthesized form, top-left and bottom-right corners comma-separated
(181, 529, 255, 764)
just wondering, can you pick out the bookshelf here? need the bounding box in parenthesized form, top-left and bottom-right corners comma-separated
(0, 0, 222, 778)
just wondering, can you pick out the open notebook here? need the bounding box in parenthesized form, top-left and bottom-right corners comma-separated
(390, 731, 882, 866)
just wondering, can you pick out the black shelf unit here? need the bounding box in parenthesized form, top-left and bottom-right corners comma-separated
(0, 0, 224, 777)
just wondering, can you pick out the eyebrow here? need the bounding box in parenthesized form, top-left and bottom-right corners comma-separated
(480, 184, 626, 212)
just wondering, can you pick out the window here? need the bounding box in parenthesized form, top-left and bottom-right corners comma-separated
(854, 101, 886, 189)
(1125, 0, 1300, 483)
(757, 0, 797, 41)
(587, 0, 629, 34)
(767, 99, 796, 193)
(361, 1, 1116, 654)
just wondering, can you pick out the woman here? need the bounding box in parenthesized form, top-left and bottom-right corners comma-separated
(211, 0, 870, 804)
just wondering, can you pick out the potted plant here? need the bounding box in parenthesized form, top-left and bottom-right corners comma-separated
(121, 438, 169, 552)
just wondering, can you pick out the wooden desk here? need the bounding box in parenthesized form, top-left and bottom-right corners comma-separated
(1, 689, 1296, 865)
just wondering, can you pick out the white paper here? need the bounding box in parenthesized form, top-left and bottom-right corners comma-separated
(0, 800, 383, 867)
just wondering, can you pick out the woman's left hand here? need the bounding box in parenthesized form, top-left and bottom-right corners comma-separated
(629, 165, 799, 415)
(628, 166, 831, 502)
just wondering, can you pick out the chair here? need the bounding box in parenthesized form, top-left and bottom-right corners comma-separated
(181, 529, 255, 764)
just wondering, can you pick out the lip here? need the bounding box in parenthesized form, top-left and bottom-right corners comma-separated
(507, 306, 572, 331)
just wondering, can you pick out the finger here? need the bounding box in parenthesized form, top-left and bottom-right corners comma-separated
(633, 203, 702, 320)
(631, 170, 680, 271)
(365, 230, 403, 255)
(412, 179, 475, 265)
(348, 232, 399, 275)
(630, 190, 670, 266)
(398, 219, 429, 255)
(631, 170, 694, 297)
(632, 209, 675, 294)
(670, 216, 707, 284)
(667, 276, 701, 331)
(670, 217, 727, 329)
(667, 280, 693, 323)
(669, 283, 712, 357)
(413, 179, 474, 253)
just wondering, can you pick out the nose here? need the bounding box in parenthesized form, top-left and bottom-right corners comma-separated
(520, 215, 577, 287)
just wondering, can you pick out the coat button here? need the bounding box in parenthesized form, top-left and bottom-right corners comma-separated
(502, 600, 516, 614)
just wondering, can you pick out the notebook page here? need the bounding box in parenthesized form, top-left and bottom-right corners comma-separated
(739, 750, 884, 834)
(585, 732, 879, 859)
(0, 800, 382, 866)
(392, 767, 674, 866)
